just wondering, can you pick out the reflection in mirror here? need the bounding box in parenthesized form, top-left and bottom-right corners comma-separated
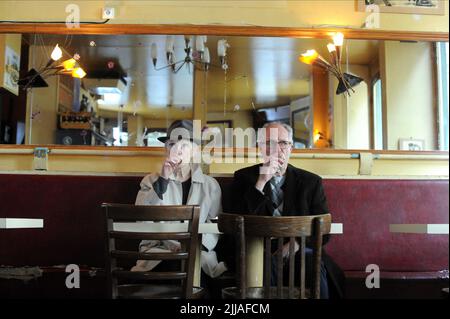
(0, 33, 448, 151)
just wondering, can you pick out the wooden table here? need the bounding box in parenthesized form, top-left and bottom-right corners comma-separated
(114, 222, 343, 287)
(389, 223, 449, 298)
(389, 224, 449, 234)
(0, 218, 44, 229)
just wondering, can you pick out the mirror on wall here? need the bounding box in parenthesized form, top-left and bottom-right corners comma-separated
(0, 32, 448, 151)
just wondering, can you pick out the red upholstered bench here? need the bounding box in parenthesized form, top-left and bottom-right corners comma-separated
(0, 174, 141, 298)
(0, 174, 448, 298)
(217, 177, 449, 298)
(322, 179, 449, 298)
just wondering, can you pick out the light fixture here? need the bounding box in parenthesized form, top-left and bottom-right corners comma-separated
(299, 32, 363, 95)
(18, 44, 87, 90)
(151, 36, 230, 74)
(313, 129, 332, 146)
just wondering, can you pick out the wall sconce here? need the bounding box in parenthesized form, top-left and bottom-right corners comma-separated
(18, 44, 87, 90)
(299, 32, 363, 96)
(314, 129, 332, 147)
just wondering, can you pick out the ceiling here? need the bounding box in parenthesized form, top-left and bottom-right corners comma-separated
(34, 34, 379, 116)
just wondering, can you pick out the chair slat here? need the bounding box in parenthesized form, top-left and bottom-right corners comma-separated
(113, 270, 187, 280)
(300, 236, 306, 299)
(184, 206, 200, 298)
(236, 214, 332, 237)
(312, 217, 324, 299)
(277, 238, 283, 298)
(109, 230, 191, 240)
(288, 237, 295, 298)
(111, 250, 188, 260)
(236, 216, 246, 299)
(103, 203, 195, 221)
(264, 237, 272, 299)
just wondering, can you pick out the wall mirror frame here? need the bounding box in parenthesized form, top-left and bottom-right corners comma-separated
(0, 24, 448, 155)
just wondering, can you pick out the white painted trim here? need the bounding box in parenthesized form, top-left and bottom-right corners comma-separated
(1, 148, 447, 161)
(0, 148, 165, 156)
(0, 149, 33, 154)
(0, 218, 44, 229)
(376, 154, 449, 160)
(50, 149, 165, 156)
(389, 224, 449, 234)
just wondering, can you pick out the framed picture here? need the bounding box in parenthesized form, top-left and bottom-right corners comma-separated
(357, 0, 445, 15)
(398, 138, 425, 151)
(3, 46, 20, 96)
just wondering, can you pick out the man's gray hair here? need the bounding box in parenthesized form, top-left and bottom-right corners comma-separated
(257, 122, 294, 144)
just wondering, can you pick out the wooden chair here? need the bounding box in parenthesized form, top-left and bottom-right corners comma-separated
(102, 203, 204, 299)
(218, 213, 331, 299)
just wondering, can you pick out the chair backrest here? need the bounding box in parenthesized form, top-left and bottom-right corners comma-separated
(218, 213, 331, 299)
(102, 203, 200, 299)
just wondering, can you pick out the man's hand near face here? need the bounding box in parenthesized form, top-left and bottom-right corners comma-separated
(255, 155, 285, 192)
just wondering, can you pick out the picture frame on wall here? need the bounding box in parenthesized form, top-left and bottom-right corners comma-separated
(357, 0, 445, 15)
(3, 46, 20, 96)
(399, 138, 425, 151)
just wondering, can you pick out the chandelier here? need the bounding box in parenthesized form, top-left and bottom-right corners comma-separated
(299, 32, 363, 96)
(18, 44, 87, 90)
(150, 35, 230, 74)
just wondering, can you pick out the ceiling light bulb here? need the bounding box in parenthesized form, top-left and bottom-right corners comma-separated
(151, 43, 158, 60)
(62, 58, 76, 71)
(313, 129, 321, 143)
(333, 32, 344, 46)
(217, 39, 229, 57)
(185, 36, 194, 48)
(196, 36, 205, 53)
(165, 35, 174, 53)
(72, 67, 86, 79)
(299, 50, 318, 65)
(203, 47, 210, 64)
(51, 44, 63, 61)
(327, 43, 336, 53)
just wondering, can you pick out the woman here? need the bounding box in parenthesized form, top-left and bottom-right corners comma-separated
(132, 120, 226, 279)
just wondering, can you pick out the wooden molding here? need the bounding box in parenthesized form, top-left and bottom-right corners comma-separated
(0, 24, 448, 42)
(0, 144, 447, 157)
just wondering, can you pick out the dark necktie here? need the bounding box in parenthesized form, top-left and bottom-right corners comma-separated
(269, 178, 283, 216)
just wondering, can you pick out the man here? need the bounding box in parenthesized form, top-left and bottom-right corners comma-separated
(230, 122, 344, 299)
